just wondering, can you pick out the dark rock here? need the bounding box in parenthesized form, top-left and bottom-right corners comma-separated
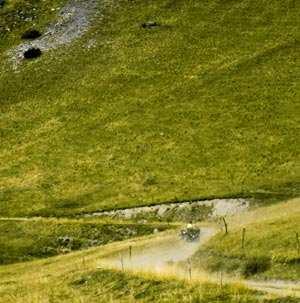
(21, 29, 42, 40)
(23, 48, 42, 59)
(0, 0, 5, 7)
(141, 21, 160, 29)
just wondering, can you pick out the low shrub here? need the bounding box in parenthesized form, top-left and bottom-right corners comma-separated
(23, 47, 42, 59)
(21, 29, 42, 40)
(242, 256, 271, 277)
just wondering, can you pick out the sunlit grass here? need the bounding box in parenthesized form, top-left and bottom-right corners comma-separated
(0, 229, 297, 302)
(0, 0, 299, 217)
(194, 198, 300, 280)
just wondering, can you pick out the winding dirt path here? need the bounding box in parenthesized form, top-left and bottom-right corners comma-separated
(99, 227, 216, 273)
(98, 227, 300, 298)
(1, 216, 299, 297)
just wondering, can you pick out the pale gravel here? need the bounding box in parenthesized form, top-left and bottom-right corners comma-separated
(89, 198, 250, 219)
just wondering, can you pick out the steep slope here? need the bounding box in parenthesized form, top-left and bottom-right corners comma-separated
(0, 0, 299, 216)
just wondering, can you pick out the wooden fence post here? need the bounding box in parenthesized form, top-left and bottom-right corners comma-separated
(119, 253, 124, 271)
(222, 217, 228, 234)
(242, 228, 246, 249)
(220, 271, 223, 288)
(129, 245, 132, 260)
(187, 258, 192, 281)
(296, 232, 300, 255)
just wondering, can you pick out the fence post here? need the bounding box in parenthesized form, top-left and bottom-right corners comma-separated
(187, 258, 192, 281)
(242, 228, 246, 249)
(296, 232, 300, 255)
(119, 253, 124, 271)
(129, 245, 132, 260)
(222, 217, 228, 234)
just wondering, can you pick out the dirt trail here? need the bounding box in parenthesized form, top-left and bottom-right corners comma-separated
(246, 279, 300, 298)
(99, 227, 215, 274)
(98, 227, 300, 298)
(0, 217, 36, 221)
(1, 208, 299, 297)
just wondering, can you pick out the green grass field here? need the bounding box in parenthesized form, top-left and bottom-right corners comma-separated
(0, 0, 299, 301)
(0, 0, 299, 217)
(193, 198, 300, 280)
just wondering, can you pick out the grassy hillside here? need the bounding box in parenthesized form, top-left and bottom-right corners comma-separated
(0, 235, 297, 303)
(70, 269, 296, 303)
(193, 198, 300, 280)
(0, 218, 171, 265)
(1, 1, 299, 301)
(0, 0, 299, 217)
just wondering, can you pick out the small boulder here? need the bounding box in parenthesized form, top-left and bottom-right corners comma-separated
(141, 21, 160, 29)
(57, 236, 73, 247)
(23, 48, 42, 59)
(21, 29, 42, 40)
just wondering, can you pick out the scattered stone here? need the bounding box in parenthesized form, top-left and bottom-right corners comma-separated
(88, 198, 250, 222)
(57, 236, 73, 247)
(141, 21, 160, 29)
(125, 227, 137, 236)
(23, 47, 42, 59)
(21, 29, 42, 40)
(59, 247, 72, 254)
(86, 38, 97, 49)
